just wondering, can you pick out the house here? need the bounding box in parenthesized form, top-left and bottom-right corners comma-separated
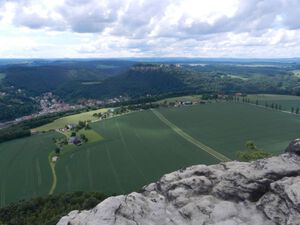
(69, 136, 82, 145)
(67, 124, 76, 130)
(183, 101, 193, 105)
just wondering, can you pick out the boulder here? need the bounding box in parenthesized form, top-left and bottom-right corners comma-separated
(285, 138, 300, 156)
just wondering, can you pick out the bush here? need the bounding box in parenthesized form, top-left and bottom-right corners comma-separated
(238, 141, 272, 162)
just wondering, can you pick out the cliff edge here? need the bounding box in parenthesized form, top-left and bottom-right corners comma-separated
(57, 140, 300, 225)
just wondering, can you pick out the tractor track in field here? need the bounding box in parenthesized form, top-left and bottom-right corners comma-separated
(105, 144, 125, 193)
(151, 109, 230, 162)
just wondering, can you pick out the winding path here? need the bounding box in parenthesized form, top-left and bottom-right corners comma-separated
(151, 109, 230, 162)
(48, 155, 57, 195)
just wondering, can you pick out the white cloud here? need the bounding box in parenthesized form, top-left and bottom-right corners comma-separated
(0, 0, 299, 58)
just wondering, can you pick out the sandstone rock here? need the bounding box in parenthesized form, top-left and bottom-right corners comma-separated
(285, 138, 300, 156)
(57, 143, 300, 225)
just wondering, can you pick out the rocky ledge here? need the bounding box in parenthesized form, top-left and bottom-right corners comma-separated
(57, 140, 300, 225)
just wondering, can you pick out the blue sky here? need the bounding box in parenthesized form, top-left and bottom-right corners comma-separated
(0, 0, 299, 58)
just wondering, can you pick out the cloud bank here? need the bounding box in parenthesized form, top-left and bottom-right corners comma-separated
(0, 0, 299, 58)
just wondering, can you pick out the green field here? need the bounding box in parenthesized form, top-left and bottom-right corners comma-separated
(156, 95, 202, 104)
(0, 132, 63, 207)
(33, 108, 111, 132)
(248, 94, 300, 111)
(1, 100, 300, 206)
(0, 73, 5, 82)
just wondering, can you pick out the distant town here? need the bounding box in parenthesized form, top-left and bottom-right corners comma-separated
(0, 92, 128, 129)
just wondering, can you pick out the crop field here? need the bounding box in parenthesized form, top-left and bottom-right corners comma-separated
(248, 94, 300, 111)
(55, 111, 219, 195)
(1, 100, 300, 206)
(33, 108, 111, 132)
(0, 132, 63, 206)
(0, 73, 5, 82)
(158, 103, 300, 158)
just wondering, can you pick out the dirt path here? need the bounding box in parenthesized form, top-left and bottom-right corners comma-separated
(151, 109, 230, 162)
(48, 154, 57, 195)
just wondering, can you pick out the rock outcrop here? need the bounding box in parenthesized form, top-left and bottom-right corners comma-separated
(57, 142, 300, 225)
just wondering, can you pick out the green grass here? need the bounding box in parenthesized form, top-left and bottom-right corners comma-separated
(0, 132, 63, 206)
(2, 99, 300, 206)
(81, 81, 102, 85)
(158, 103, 300, 158)
(248, 94, 300, 111)
(54, 110, 219, 195)
(0, 73, 5, 82)
(33, 108, 111, 132)
(156, 95, 202, 104)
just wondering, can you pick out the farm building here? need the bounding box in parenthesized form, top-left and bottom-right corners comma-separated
(67, 124, 77, 129)
(69, 136, 81, 145)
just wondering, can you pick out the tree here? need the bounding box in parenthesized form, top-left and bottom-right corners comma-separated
(80, 134, 88, 142)
(238, 141, 272, 162)
(85, 124, 91, 130)
(245, 140, 256, 150)
(55, 147, 60, 155)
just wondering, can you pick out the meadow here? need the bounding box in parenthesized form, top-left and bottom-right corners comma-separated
(1, 98, 300, 206)
(156, 95, 202, 104)
(33, 108, 111, 132)
(248, 94, 300, 111)
(0, 73, 5, 82)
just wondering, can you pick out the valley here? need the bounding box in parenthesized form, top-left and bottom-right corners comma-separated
(1, 95, 300, 206)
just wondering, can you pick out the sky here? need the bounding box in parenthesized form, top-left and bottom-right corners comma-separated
(0, 0, 299, 58)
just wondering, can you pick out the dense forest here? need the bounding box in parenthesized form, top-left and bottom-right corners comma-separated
(0, 192, 107, 225)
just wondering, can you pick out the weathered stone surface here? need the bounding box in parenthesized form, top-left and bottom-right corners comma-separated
(285, 138, 300, 156)
(57, 143, 300, 225)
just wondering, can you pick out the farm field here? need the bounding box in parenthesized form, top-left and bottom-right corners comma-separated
(33, 108, 111, 132)
(156, 95, 202, 104)
(0, 73, 5, 82)
(158, 102, 300, 158)
(0, 132, 63, 207)
(55, 110, 219, 195)
(248, 94, 300, 111)
(1, 100, 300, 206)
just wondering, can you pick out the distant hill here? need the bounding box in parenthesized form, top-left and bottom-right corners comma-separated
(2, 60, 135, 96)
(1, 59, 300, 122)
